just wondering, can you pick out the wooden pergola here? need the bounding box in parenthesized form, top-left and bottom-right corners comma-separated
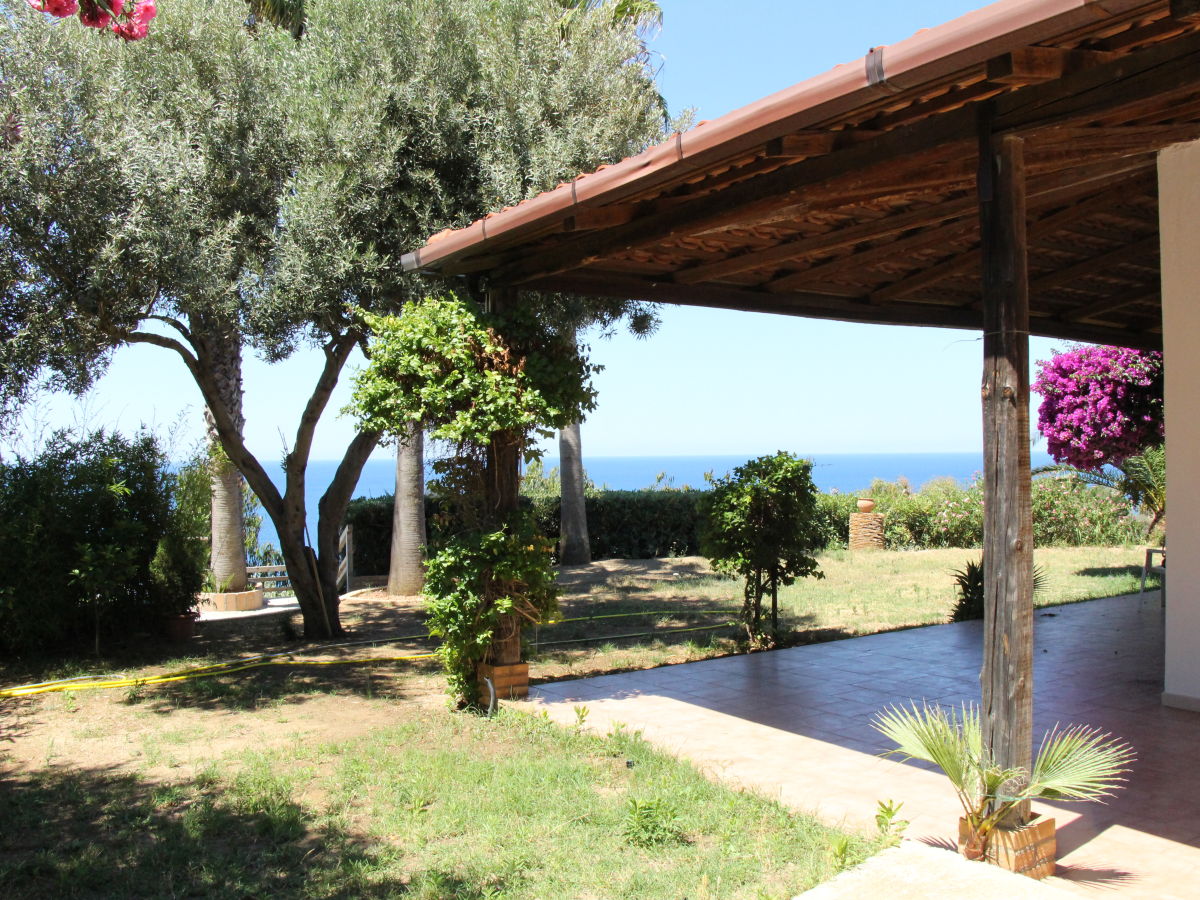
(404, 0, 1199, 780)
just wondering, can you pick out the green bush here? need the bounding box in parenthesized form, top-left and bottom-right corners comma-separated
(0, 430, 203, 655)
(700, 452, 825, 644)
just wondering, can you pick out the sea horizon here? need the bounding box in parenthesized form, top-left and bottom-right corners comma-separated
(251, 450, 1055, 548)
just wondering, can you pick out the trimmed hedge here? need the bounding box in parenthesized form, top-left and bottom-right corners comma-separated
(345, 490, 704, 574)
(344, 474, 1149, 573)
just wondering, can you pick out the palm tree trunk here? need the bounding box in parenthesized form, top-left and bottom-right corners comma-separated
(388, 427, 426, 595)
(557, 419, 591, 565)
(205, 337, 247, 593)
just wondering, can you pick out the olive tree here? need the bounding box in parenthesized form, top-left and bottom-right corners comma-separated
(0, 0, 663, 636)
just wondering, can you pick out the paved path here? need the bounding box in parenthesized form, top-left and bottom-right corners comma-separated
(528, 592, 1200, 899)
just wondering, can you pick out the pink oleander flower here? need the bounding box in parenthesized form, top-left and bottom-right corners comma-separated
(26, 0, 79, 16)
(78, 0, 122, 29)
(111, 0, 155, 41)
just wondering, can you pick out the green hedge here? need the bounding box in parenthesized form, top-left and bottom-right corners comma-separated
(345, 474, 1149, 573)
(345, 490, 703, 574)
(0, 430, 203, 656)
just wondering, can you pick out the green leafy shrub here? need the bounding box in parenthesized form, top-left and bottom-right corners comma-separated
(0, 430, 202, 655)
(424, 515, 560, 703)
(1030, 474, 1145, 546)
(700, 452, 825, 645)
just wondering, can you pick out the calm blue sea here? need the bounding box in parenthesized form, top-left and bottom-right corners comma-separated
(253, 451, 1055, 548)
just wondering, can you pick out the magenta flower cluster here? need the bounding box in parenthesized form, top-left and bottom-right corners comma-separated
(1033, 345, 1163, 471)
(26, 0, 157, 42)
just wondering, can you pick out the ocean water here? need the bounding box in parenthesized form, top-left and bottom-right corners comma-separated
(253, 450, 1055, 548)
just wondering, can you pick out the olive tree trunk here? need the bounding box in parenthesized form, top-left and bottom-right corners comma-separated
(557, 420, 591, 564)
(388, 428, 426, 595)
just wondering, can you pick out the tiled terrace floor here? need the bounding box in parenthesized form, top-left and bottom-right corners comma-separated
(528, 591, 1200, 899)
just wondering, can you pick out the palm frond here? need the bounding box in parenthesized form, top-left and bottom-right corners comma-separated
(1029, 724, 1135, 803)
(873, 703, 981, 811)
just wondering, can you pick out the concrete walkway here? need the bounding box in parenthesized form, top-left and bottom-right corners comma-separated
(528, 592, 1200, 899)
(798, 843, 1075, 899)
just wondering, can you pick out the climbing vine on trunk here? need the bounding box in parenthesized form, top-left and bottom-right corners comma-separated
(351, 295, 595, 704)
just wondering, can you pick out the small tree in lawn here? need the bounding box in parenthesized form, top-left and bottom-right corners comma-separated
(700, 452, 825, 647)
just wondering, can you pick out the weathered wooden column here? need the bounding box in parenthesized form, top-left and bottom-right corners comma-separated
(978, 125, 1035, 806)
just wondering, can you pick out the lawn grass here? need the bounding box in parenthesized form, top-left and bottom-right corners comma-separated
(532, 545, 1152, 680)
(0, 704, 881, 899)
(0, 545, 1152, 898)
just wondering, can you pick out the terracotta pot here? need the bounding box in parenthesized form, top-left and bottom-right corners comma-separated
(958, 814, 1056, 880)
(163, 613, 197, 642)
(856, 497, 877, 513)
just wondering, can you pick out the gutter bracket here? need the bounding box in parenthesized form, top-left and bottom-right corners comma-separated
(866, 47, 904, 94)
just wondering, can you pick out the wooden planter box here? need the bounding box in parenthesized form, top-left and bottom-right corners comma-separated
(477, 662, 529, 706)
(959, 814, 1056, 880)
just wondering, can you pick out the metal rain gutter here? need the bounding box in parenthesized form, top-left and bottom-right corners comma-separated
(402, 0, 1140, 275)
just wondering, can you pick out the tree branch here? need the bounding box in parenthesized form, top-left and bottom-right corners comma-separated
(124, 329, 286, 522)
(287, 331, 359, 481)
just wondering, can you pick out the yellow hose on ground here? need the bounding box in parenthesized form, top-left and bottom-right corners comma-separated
(0, 652, 438, 699)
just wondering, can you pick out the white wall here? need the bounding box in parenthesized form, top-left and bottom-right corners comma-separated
(1159, 142, 1200, 711)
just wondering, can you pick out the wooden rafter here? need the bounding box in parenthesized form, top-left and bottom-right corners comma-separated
(1061, 290, 1159, 322)
(672, 195, 977, 285)
(764, 217, 976, 293)
(868, 173, 1155, 303)
(1028, 234, 1159, 293)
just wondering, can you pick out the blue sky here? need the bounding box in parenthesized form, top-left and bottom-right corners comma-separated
(19, 0, 1067, 461)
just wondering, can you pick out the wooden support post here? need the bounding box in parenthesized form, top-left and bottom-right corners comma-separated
(484, 287, 525, 671)
(978, 124, 1035, 818)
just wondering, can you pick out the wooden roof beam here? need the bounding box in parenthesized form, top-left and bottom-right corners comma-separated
(525, 269, 1162, 349)
(529, 271, 981, 330)
(986, 46, 1117, 86)
(1171, 0, 1200, 23)
(764, 130, 884, 158)
(1030, 124, 1200, 152)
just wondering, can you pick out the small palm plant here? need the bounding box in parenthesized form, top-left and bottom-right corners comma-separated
(872, 703, 1133, 862)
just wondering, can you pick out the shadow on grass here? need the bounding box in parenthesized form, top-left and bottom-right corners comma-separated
(126, 654, 444, 716)
(0, 766, 400, 899)
(0, 764, 597, 900)
(1073, 565, 1146, 579)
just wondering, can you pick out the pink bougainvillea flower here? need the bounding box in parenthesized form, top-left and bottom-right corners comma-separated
(78, 0, 122, 29)
(111, 0, 156, 41)
(26, 0, 79, 17)
(1033, 345, 1163, 471)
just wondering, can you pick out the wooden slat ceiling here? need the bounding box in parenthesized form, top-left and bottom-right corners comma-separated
(408, 0, 1200, 350)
